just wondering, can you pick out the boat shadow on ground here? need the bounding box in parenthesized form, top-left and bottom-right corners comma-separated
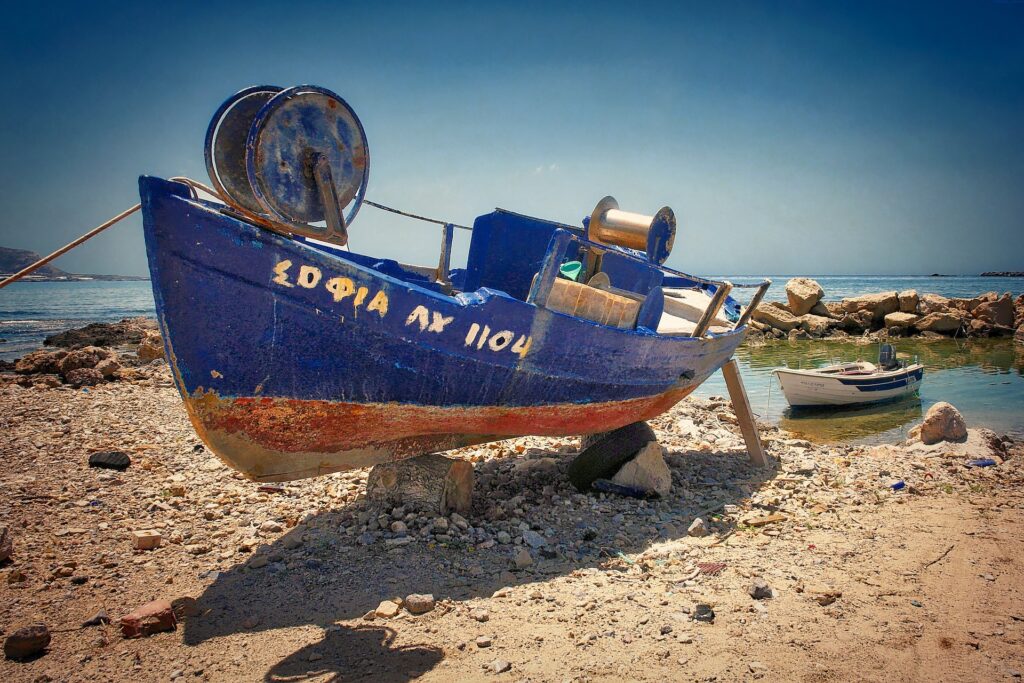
(181, 447, 779, 681)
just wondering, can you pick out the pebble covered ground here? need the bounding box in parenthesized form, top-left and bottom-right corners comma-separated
(1, 357, 1023, 682)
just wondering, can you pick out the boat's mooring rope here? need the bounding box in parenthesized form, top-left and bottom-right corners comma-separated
(0, 178, 471, 290)
(0, 203, 142, 290)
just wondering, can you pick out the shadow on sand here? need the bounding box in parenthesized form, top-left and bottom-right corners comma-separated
(181, 445, 779, 681)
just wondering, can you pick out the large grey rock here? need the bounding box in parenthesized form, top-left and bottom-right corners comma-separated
(808, 301, 833, 318)
(611, 441, 671, 497)
(898, 290, 920, 314)
(884, 312, 919, 329)
(56, 345, 113, 376)
(785, 278, 824, 316)
(918, 293, 951, 315)
(43, 317, 156, 348)
(973, 294, 1014, 328)
(840, 292, 899, 322)
(919, 402, 967, 445)
(839, 310, 873, 332)
(798, 314, 832, 336)
(4, 623, 50, 660)
(14, 349, 66, 375)
(751, 303, 801, 332)
(914, 312, 964, 334)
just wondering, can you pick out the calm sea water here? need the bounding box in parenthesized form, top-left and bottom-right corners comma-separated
(0, 281, 155, 360)
(2, 276, 1022, 443)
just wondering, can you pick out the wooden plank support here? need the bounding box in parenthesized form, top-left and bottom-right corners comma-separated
(721, 358, 769, 467)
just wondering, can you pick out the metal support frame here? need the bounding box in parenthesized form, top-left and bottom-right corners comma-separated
(436, 223, 454, 288)
(311, 153, 349, 246)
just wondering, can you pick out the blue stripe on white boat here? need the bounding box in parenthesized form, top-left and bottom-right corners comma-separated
(837, 368, 923, 387)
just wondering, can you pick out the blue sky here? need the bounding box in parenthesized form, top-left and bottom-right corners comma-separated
(1, 1, 1022, 276)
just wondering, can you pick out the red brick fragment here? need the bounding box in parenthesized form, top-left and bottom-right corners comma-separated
(120, 599, 177, 638)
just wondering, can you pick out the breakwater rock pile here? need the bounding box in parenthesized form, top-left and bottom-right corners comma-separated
(750, 278, 1023, 341)
(0, 318, 164, 388)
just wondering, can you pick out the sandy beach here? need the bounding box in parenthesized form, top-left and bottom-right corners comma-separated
(2, 344, 1022, 682)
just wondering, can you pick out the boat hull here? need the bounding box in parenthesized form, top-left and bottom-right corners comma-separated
(140, 177, 745, 480)
(774, 365, 924, 408)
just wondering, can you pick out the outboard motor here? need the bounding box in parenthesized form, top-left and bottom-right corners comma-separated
(878, 343, 898, 370)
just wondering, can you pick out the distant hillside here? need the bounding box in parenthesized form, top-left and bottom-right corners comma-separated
(0, 246, 148, 281)
(0, 246, 71, 278)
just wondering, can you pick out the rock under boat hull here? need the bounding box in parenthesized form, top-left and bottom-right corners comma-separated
(140, 176, 744, 481)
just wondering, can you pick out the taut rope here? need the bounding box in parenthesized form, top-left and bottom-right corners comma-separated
(0, 178, 467, 290)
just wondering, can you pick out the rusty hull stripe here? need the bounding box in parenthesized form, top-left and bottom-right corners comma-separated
(189, 386, 692, 453)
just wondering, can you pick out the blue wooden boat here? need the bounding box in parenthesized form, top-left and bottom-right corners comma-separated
(139, 85, 770, 481)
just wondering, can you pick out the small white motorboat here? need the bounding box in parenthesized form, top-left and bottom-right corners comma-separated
(772, 344, 923, 408)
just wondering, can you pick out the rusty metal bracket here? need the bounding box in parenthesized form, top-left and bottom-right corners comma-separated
(312, 153, 349, 246)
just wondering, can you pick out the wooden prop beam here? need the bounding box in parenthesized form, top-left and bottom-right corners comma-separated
(721, 359, 769, 467)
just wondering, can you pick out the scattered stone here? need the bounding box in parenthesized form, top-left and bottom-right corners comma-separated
(248, 555, 269, 569)
(4, 623, 51, 660)
(490, 659, 511, 673)
(65, 366, 104, 386)
(513, 548, 533, 570)
(137, 331, 165, 361)
(88, 450, 131, 471)
(0, 524, 12, 563)
(375, 600, 400, 619)
(521, 529, 546, 548)
(405, 593, 436, 614)
(82, 608, 110, 627)
(919, 402, 968, 445)
(687, 518, 708, 537)
(476, 635, 493, 648)
(120, 599, 177, 638)
(496, 531, 512, 544)
(471, 608, 490, 622)
(260, 520, 284, 534)
(814, 590, 842, 607)
(741, 513, 787, 527)
(748, 579, 773, 600)
(131, 530, 162, 551)
(693, 604, 715, 623)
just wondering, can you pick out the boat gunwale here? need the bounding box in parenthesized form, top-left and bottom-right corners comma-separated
(771, 363, 924, 382)
(160, 177, 749, 346)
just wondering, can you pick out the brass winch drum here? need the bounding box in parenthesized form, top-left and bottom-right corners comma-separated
(587, 196, 676, 264)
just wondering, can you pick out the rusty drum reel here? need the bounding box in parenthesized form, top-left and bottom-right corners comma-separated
(204, 84, 369, 246)
(586, 196, 676, 265)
